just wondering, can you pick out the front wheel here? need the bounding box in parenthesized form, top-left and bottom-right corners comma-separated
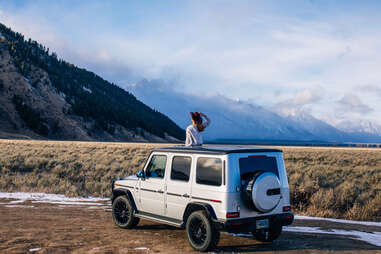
(252, 224, 282, 242)
(112, 195, 140, 229)
(186, 211, 220, 252)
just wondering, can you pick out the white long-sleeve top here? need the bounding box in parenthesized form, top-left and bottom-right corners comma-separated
(185, 119, 210, 147)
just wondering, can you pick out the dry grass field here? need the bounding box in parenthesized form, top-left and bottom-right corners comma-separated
(0, 139, 380, 221)
(283, 146, 381, 221)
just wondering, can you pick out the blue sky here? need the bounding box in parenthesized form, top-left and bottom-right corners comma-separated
(1, 0, 381, 126)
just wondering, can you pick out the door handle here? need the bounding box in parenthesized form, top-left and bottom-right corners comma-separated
(157, 189, 164, 194)
(182, 193, 190, 198)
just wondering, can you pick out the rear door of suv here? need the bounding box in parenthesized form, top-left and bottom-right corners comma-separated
(190, 155, 226, 219)
(228, 152, 288, 217)
(165, 153, 193, 220)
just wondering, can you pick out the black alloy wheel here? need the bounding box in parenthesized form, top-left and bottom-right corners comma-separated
(112, 195, 139, 229)
(186, 211, 219, 252)
(189, 216, 207, 245)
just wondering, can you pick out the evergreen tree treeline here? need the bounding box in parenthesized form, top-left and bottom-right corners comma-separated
(0, 23, 184, 140)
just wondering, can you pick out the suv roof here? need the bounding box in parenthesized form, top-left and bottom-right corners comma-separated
(153, 145, 282, 155)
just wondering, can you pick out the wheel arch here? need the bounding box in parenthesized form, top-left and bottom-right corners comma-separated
(112, 188, 138, 211)
(183, 202, 217, 223)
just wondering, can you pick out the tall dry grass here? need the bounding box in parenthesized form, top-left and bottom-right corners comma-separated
(0, 140, 160, 197)
(0, 140, 380, 221)
(283, 147, 381, 221)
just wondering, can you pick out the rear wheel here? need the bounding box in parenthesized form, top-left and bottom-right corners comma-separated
(252, 224, 282, 242)
(186, 211, 220, 252)
(112, 195, 140, 229)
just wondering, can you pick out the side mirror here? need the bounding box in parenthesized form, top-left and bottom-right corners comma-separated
(136, 170, 145, 179)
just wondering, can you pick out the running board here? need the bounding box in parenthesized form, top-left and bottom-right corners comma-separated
(135, 211, 183, 228)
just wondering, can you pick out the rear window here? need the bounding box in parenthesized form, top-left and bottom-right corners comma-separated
(171, 156, 192, 182)
(239, 155, 279, 178)
(196, 157, 222, 186)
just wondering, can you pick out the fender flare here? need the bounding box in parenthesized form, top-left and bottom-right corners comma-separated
(183, 202, 217, 223)
(111, 188, 138, 211)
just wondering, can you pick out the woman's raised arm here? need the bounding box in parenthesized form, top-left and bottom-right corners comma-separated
(200, 112, 211, 127)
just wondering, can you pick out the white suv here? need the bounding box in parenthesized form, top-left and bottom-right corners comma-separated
(111, 145, 294, 252)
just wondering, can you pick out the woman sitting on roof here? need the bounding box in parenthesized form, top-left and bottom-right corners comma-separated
(185, 112, 211, 147)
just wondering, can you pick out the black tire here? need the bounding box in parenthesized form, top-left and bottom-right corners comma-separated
(112, 195, 140, 229)
(186, 211, 219, 252)
(252, 224, 282, 242)
(213, 228, 220, 248)
(241, 171, 263, 211)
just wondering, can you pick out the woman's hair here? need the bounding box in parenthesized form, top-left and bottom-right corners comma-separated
(196, 123, 205, 132)
(190, 112, 205, 132)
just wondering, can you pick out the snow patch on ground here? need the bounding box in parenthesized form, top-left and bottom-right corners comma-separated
(0, 192, 107, 207)
(9, 199, 26, 204)
(295, 215, 381, 227)
(284, 226, 381, 247)
(29, 247, 41, 252)
(229, 227, 381, 247)
(32, 200, 105, 205)
(5, 205, 35, 208)
(135, 247, 150, 250)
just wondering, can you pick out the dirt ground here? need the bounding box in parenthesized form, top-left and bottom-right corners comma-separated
(0, 199, 380, 254)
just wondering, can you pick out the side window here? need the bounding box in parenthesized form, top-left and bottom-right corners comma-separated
(146, 155, 167, 179)
(171, 156, 192, 182)
(196, 157, 222, 186)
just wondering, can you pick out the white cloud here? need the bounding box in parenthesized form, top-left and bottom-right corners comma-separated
(337, 94, 373, 114)
(292, 87, 323, 105)
(1, 1, 381, 125)
(358, 84, 381, 97)
(272, 86, 324, 117)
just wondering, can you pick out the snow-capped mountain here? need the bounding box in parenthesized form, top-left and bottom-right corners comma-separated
(335, 120, 381, 136)
(273, 108, 347, 142)
(127, 80, 317, 141)
(126, 79, 381, 143)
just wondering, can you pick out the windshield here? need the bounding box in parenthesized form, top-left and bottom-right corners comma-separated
(239, 155, 279, 179)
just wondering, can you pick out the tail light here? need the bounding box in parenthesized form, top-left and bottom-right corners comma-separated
(226, 212, 240, 218)
(283, 206, 291, 212)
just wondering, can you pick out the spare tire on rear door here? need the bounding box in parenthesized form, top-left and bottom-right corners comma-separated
(242, 171, 281, 212)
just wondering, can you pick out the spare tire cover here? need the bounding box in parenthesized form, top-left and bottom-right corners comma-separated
(247, 172, 281, 212)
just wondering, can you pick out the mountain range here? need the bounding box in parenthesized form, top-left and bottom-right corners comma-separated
(127, 79, 381, 143)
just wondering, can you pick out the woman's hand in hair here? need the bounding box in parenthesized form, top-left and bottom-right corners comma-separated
(200, 113, 210, 127)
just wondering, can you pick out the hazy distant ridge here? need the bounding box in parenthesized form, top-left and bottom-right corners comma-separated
(127, 79, 381, 143)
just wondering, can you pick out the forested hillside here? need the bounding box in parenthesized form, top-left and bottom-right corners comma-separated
(0, 23, 184, 141)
